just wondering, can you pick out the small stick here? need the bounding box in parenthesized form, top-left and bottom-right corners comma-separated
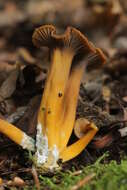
(71, 173, 95, 190)
(31, 166, 40, 190)
(71, 170, 82, 176)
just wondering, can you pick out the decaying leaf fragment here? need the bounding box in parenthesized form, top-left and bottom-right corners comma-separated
(0, 66, 19, 102)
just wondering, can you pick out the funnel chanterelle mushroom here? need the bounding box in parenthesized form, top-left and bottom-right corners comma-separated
(32, 25, 106, 168)
(0, 25, 106, 170)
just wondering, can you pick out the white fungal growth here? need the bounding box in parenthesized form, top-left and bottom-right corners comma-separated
(35, 122, 59, 168)
(52, 145, 59, 168)
(21, 133, 35, 151)
(52, 145, 59, 161)
(35, 123, 48, 164)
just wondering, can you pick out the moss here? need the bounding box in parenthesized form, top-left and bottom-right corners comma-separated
(12, 154, 127, 190)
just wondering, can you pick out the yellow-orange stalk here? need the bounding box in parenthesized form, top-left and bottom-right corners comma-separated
(0, 118, 35, 151)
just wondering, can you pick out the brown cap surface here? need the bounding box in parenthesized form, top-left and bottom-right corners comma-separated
(32, 25, 96, 55)
(32, 24, 107, 65)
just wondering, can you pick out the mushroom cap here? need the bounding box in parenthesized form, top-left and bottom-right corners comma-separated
(32, 25, 96, 55)
(32, 24, 107, 66)
(86, 48, 107, 71)
(74, 118, 91, 139)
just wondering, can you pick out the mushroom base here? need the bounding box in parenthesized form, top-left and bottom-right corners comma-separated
(34, 123, 60, 170)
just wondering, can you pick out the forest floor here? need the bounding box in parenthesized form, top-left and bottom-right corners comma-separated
(0, 0, 127, 189)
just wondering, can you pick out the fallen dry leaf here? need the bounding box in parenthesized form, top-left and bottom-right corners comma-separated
(17, 47, 36, 65)
(17, 95, 41, 135)
(0, 66, 19, 102)
(6, 106, 27, 124)
(7, 176, 25, 187)
(93, 133, 113, 149)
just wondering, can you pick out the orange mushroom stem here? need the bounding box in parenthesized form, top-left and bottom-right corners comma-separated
(0, 119, 35, 151)
(32, 25, 106, 169)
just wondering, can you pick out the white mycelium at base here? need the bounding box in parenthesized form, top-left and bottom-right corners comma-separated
(35, 123, 48, 164)
(48, 144, 59, 169)
(21, 133, 35, 151)
(35, 123, 59, 169)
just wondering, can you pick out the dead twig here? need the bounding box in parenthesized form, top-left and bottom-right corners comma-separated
(1, 168, 31, 176)
(71, 173, 95, 190)
(31, 166, 40, 190)
(71, 170, 82, 176)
